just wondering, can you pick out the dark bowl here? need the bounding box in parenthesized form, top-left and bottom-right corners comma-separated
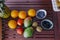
(41, 19, 53, 30)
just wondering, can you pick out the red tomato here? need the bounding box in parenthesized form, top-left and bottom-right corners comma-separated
(17, 19, 23, 26)
(16, 27, 24, 35)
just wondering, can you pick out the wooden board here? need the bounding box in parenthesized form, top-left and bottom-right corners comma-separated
(0, 0, 59, 40)
(0, 18, 2, 40)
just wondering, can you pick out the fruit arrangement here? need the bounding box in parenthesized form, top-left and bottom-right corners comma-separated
(7, 9, 53, 38)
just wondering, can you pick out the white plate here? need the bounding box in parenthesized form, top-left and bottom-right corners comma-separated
(52, 0, 60, 11)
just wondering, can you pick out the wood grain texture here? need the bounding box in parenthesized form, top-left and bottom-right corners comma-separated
(5, 0, 51, 3)
(0, 18, 2, 40)
(0, 0, 59, 40)
(55, 12, 60, 40)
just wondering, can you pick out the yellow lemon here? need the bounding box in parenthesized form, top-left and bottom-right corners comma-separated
(8, 20, 17, 29)
(28, 9, 36, 17)
(11, 10, 18, 18)
(19, 11, 27, 19)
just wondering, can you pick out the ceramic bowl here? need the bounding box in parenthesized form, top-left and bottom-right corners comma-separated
(36, 9, 47, 19)
(41, 19, 53, 30)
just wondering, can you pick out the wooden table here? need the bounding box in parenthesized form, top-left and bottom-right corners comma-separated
(0, 0, 60, 40)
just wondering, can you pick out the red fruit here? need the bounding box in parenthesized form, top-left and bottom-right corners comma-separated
(17, 19, 23, 26)
(16, 27, 24, 35)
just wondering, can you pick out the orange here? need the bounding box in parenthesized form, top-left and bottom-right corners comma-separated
(11, 10, 18, 18)
(8, 20, 17, 29)
(28, 9, 36, 17)
(19, 11, 27, 19)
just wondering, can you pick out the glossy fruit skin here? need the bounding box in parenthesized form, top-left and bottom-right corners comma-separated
(18, 11, 27, 19)
(17, 19, 23, 26)
(11, 10, 18, 18)
(16, 27, 24, 35)
(24, 17, 32, 28)
(23, 27, 34, 38)
(28, 9, 36, 17)
(8, 20, 17, 29)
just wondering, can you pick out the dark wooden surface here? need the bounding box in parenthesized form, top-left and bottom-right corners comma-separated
(0, 18, 2, 40)
(1, 0, 60, 40)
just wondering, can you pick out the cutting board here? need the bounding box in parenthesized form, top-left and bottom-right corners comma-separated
(0, 0, 60, 40)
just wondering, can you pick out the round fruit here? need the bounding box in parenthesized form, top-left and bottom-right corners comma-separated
(16, 27, 24, 35)
(28, 9, 36, 17)
(11, 10, 18, 18)
(36, 26, 42, 32)
(19, 11, 27, 19)
(17, 19, 23, 26)
(32, 22, 38, 27)
(8, 20, 17, 29)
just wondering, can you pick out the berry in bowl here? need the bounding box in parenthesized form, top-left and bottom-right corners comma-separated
(36, 9, 47, 19)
